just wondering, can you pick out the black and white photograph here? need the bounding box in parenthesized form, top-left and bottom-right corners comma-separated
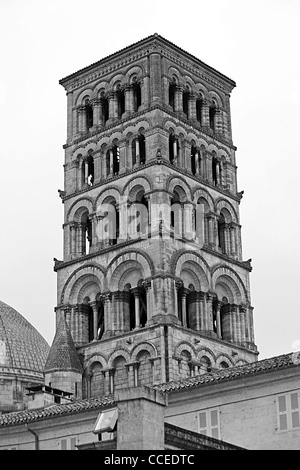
(0, 0, 299, 453)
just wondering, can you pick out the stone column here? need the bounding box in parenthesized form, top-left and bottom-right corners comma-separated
(133, 288, 140, 329)
(188, 92, 196, 120)
(92, 99, 101, 127)
(201, 100, 210, 128)
(69, 222, 77, 258)
(109, 149, 114, 175)
(77, 106, 86, 133)
(230, 224, 236, 256)
(183, 202, 194, 240)
(215, 301, 222, 338)
(124, 84, 134, 114)
(89, 301, 98, 341)
(103, 293, 112, 338)
(231, 304, 239, 343)
(181, 289, 188, 328)
(108, 92, 117, 121)
(206, 293, 214, 332)
(174, 85, 183, 112)
(102, 368, 112, 395)
(239, 305, 247, 344)
(142, 280, 152, 324)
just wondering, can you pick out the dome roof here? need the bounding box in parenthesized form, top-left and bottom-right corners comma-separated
(0, 300, 50, 373)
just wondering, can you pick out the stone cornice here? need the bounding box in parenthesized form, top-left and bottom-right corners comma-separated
(59, 34, 236, 94)
(61, 157, 240, 206)
(202, 245, 252, 272)
(64, 103, 235, 151)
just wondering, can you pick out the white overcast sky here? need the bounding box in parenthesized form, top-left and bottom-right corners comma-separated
(0, 0, 299, 360)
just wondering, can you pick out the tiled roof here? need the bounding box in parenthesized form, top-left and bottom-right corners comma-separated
(0, 395, 115, 427)
(0, 300, 50, 373)
(155, 352, 300, 393)
(44, 316, 83, 374)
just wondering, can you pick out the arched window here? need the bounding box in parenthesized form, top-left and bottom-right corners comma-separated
(169, 134, 178, 164)
(196, 97, 203, 125)
(113, 356, 127, 391)
(132, 135, 146, 166)
(170, 190, 180, 233)
(217, 213, 226, 253)
(209, 101, 216, 131)
(169, 81, 176, 111)
(90, 362, 105, 397)
(191, 145, 197, 175)
(183, 88, 189, 117)
(139, 134, 146, 164)
(97, 299, 105, 340)
(127, 281, 147, 330)
(132, 81, 141, 112)
(116, 87, 125, 119)
(86, 155, 94, 186)
(212, 155, 218, 186)
(85, 101, 93, 129)
(112, 144, 119, 175)
(100, 92, 109, 125)
(220, 361, 230, 369)
(200, 356, 211, 374)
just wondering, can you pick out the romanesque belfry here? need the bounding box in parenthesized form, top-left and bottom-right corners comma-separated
(46, 34, 258, 398)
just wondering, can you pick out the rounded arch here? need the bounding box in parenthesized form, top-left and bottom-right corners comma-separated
(215, 198, 238, 223)
(75, 88, 93, 106)
(131, 342, 157, 361)
(66, 197, 95, 223)
(61, 263, 106, 305)
(126, 65, 144, 83)
(84, 354, 108, 373)
(219, 207, 232, 224)
(192, 188, 214, 211)
(68, 274, 102, 305)
(211, 266, 248, 304)
(108, 348, 131, 368)
(167, 176, 192, 200)
(174, 341, 196, 358)
(172, 251, 210, 290)
(95, 187, 121, 211)
(208, 90, 224, 108)
(106, 250, 154, 290)
(216, 354, 234, 368)
(197, 347, 216, 366)
(179, 260, 209, 291)
(122, 176, 152, 197)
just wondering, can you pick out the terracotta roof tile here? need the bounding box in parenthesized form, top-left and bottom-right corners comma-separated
(0, 395, 115, 427)
(154, 352, 300, 393)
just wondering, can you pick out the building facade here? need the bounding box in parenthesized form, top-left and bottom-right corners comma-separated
(50, 33, 257, 399)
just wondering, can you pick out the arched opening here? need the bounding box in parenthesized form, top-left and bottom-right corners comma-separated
(212, 155, 218, 186)
(90, 362, 105, 397)
(82, 297, 94, 343)
(127, 281, 147, 330)
(186, 284, 196, 329)
(169, 134, 178, 164)
(170, 190, 180, 233)
(218, 213, 226, 253)
(113, 356, 127, 390)
(105, 198, 119, 246)
(196, 98, 203, 124)
(97, 299, 105, 340)
(79, 211, 92, 255)
(191, 145, 197, 175)
(112, 144, 120, 175)
(212, 299, 218, 335)
(180, 350, 192, 378)
(132, 81, 141, 112)
(100, 92, 109, 125)
(137, 351, 152, 386)
(85, 101, 93, 129)
(169, 81, 176, 111)
(138, 282, 147, 328)
(86, 155, 94, 186)
(116, 87, 125, 119)
(200, 356, 211, 374)
(209, 101, 216, 131)
(220, 361, 230, 369)
(139, 134, 146, 164)
(183, 88, 189, 117)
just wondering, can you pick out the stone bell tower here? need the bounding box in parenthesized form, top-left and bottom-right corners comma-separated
(50, 34, 258, 398)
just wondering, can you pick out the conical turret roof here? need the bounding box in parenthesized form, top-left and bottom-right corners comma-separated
(44, 316, 83, 374)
